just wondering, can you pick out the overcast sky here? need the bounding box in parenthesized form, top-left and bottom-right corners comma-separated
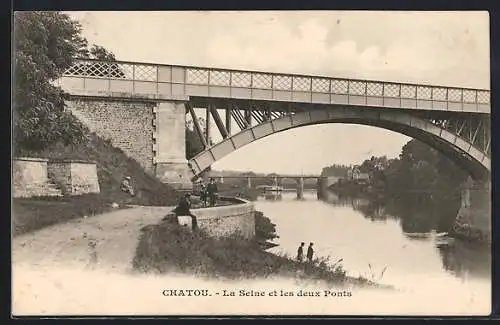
(67, 11, 490, 174)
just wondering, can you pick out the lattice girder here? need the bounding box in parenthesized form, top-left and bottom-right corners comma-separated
(428, 116, 491, 155)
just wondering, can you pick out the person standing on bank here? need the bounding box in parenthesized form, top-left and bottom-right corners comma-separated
(199, 183, 208, 206)
(307, 242, 314, 262)
(173, 193, 198, 231)
(207, 178, 218, 207)
(297, 242, 305, 262)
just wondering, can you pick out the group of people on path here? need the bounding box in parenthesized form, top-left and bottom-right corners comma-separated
(199, 178, 218, 207)
(296, 242, 314, 263)
(170, 178, 220, 232)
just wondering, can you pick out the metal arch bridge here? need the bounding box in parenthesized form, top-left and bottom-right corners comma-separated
(59, 59, 491, 181)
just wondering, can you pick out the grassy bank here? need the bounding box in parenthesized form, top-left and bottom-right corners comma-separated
(13, 132, 181, 237)
(11, 194, 130, 237)
(132, 219, 386, 289)
(17, 133, 180, 206)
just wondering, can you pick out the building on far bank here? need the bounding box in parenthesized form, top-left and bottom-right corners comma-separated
(347, 166, 370, 184)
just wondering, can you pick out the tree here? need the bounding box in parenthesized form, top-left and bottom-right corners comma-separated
(186, 123, 205, 159)
(13, 12, 90, 153)
(87, 44, 116, 61)
(185, 117, 213, 159)
(14, 11, 212, 164)
(254, 211, 279, 242)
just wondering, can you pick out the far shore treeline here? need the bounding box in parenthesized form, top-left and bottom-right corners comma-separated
(321, 139, 470, 233)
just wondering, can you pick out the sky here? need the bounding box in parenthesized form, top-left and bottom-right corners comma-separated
(66, 11, 490, 174)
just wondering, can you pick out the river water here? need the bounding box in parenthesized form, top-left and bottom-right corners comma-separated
(255, 189, 492, 315)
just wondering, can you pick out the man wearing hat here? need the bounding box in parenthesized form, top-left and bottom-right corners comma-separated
(206, 178, 218, 207)
(173, 193, 198, 231)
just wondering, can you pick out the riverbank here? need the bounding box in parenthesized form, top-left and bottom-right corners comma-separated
(132, 217, 388, 290)
(12, 205, 391, 315)
(12, 204, 389, 288)
(326, 181, 384, 201)
(13, 131, 182, 237)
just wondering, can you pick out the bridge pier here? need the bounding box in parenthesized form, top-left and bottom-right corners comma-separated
(452, 176, 491, 243)
(154, 101, 193, 190)
(296, 177, 304, 200)
(247, 177, 252, 189)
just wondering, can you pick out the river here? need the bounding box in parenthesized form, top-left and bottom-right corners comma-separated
(255, 189, 492, 315)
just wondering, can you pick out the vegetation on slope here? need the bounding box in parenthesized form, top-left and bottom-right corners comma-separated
(12, 129, 181, 236)
(12, 12, 184, 236)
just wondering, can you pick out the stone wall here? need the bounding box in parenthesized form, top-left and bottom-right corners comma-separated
(453, 178, 491, 243)
(12, 157, 60, 198)
(66, 99, 156, 174)
(179, 198, 256, 239)
(47, 160, 100, 196)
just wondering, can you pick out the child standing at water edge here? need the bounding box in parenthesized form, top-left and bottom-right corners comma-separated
(297, 242, 305, 262)
(307, 242, 314, 262)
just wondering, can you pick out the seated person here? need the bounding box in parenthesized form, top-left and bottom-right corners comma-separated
(172, 193, 198, 231)
(120, 176, 135, 196)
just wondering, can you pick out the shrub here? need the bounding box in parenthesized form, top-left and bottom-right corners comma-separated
(254, 211, 279, 242)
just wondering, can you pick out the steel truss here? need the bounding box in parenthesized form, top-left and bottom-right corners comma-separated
(186, 101, 491, 178)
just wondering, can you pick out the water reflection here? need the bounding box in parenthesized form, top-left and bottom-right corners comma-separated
(323, 190, 459, 234)
(321, 189, 491, 283)
(437, 239, 491, 281)
(259, 192, 283, 201)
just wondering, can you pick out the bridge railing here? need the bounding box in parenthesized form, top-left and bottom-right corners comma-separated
(61, 58, 490, 105)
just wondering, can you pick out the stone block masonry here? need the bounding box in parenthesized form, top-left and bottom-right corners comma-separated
(47, 160, 100, 196)
(66, 99, 155, 175)
(167, 198, 255, 239)
(154, 101, 193, 190)
(13, 157, 62, 198)
(66, 98, 193, 190)
(192, 198, 256, 239)
(452, 177, 491, 243)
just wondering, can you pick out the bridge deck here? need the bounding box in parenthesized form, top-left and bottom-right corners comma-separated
(58, 59, 490, 114)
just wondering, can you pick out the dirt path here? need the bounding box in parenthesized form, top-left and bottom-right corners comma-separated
(12, 206, 174, 272)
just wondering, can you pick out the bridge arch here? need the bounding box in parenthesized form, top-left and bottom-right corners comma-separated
(188, 107, 490, 181)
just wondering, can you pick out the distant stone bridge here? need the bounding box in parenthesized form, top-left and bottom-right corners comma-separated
(207, 174, 321, 199)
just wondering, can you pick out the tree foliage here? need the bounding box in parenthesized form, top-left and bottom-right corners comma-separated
(14, 11, 214, 164)
(13, 12, 124, 154)
(356, 139, 468, 197)
(254, 211, 279, 241)
(186, 126, 204, 159)
(13, 12, 92, 152)
(321, 164, 350, 177)
(85, 44, 117, 61)
(186, 117, 213, 159)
